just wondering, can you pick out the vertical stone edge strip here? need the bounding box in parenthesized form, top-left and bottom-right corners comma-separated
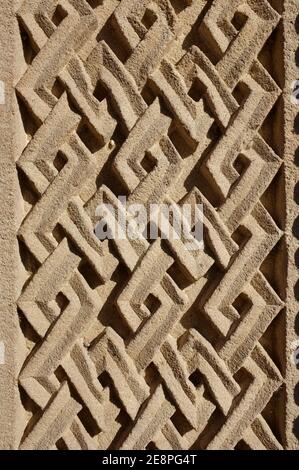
(283, 0, 299, 450)
(0, 0, 18, 449)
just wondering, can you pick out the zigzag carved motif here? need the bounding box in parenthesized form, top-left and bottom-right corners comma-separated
(11, 0, 297, 450)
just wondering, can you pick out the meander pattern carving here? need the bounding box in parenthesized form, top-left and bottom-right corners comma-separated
(15, 0, 289, 450)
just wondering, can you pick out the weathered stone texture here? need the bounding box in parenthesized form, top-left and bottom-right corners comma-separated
(0, 0, 298, 450)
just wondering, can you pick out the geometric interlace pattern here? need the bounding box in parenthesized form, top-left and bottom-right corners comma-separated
(10, 0, 298, 450)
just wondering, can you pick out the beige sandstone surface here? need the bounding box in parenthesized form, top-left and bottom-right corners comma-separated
(0, 0, 298, 450)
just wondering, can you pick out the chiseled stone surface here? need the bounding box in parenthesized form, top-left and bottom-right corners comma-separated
(0, 0, 298, 450)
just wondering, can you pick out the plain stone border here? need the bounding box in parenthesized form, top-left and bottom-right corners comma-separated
(0, 0, 19, 450)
